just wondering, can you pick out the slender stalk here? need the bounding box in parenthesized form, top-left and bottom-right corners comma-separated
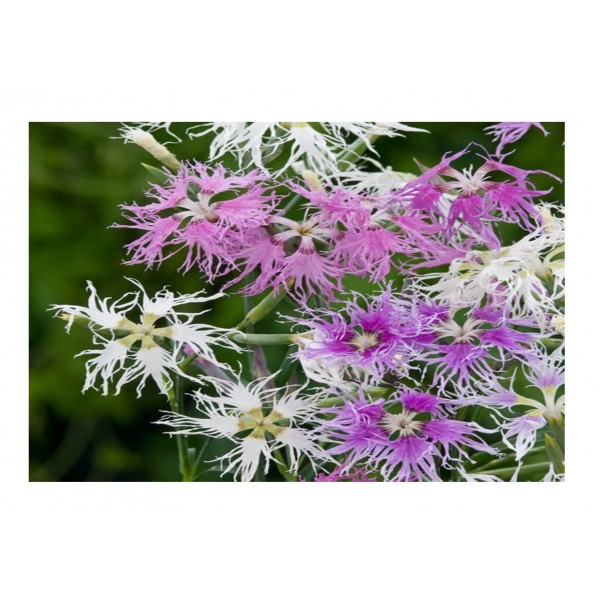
(474, 462, 550, 479)
(548, 420, 565, 453)
(236, 286, 289, 330)
(545, 434, 565, 474)
(244, 283, 256, 375)
(273, 449, 297, 482)
(336, 134, 380, 171)
(167, 375, 194, 482)
(190, 437, 212, 481)
(275, 345, 299, 387)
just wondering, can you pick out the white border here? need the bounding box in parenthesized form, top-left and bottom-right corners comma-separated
(3, 1, 598, 598)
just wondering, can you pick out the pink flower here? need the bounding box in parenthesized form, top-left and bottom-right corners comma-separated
(484, 122, 549, 157)
(116, 162, 277, 281)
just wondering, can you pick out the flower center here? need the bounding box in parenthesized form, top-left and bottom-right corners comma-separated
(177, 192, 219, 222)
(350, 331, 380, 352)
(295, 222, 314, 235)
(455, 166, 488, 194)
(380, 410, 423, 438)
(435, 317, 482, 343)
(238, 408, 285, 439)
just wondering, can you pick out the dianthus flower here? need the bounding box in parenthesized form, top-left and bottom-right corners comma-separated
(157, 375, 322, 481)
(470, 349, 564, 461)
(51, 279, 239, 397)
(116, 162, 277, 281)
(228, 176, 468, 299)
(412, 301, 539, 392)
(185, 121, 427, 176)
(230, 213, 343, 302)
(394, 146, 560, 243)
(291, 289, 422, 386)
(320, 390, 496, 482)
(288, 181, 463, 280)
(425, 221, 564, 325)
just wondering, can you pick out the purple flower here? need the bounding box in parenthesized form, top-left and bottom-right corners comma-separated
(230, 215, 343, 302)
(291, 180, 467, 281)
(394, 147, 560, 240)
(292, 289, 420, 384)
(484, 122, 549, 157)
(413, 301, 538, 392)
(320, 390, 496, 482)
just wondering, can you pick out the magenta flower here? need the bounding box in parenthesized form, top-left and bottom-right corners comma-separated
(116, 162, 277, 281)
(484, 122, 549, 157)
(412, 301, 538, 392)
(292, 289, 421, 384)
(320, 390, 496, 482)
(291, 180, 464, 281)
(395, 147, 560, 242)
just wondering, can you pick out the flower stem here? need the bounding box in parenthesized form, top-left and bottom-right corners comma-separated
(273, 449, 298, 482)
(336, 134, 380, 171)
(544, 433, 565, 475)
(167, 376, 194, 482)
(275, 345, 299, 387)
(474, 462, 549, 480)
(236, 286, 290, 330)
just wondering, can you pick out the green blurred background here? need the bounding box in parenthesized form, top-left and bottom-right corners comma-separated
(29, 122, 565, 481)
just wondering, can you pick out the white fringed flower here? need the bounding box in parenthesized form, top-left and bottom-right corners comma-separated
(52, 279, 240, 397)
(185, 121, 427, 177)
(157, 374, 323, 481)
(425, 220, 564, 325)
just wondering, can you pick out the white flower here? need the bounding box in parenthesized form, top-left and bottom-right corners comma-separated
(51, 279, 240, 397)
(157, 374, 323, 481)
(425, 223, 564, 325)
(336, 167, 416, 194)
(185, 121, 427, 177)
(117, 122, 182, 143)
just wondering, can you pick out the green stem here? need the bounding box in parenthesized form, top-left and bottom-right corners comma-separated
(190, 437, 212, 480)
(474, 462, 550, 479)
(168, 376, 194, 482)
(275, 345, 299, 387)
(336, 134, 380, 171)
(244, 285, 255, 374)
(548, 419, 565, 453)
(273, 449, 297, 482)
(545, 434, 565, 474)
(318, 386, 390, 408)
(236, 286, 289, 330)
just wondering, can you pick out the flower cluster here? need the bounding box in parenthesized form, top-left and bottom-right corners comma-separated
(52, 121, 564, 482)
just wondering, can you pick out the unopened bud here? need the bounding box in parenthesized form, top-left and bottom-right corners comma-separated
(302, 169, 323, 192)
(121, 127, 180, 170)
